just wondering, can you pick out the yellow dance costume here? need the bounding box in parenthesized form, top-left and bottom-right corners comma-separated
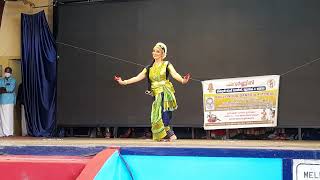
(144, 61, 177, 141)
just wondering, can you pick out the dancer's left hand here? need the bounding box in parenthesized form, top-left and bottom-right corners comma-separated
(182, 73, 190, 84)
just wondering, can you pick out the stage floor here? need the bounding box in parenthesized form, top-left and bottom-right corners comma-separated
(0, 137, 320, 150)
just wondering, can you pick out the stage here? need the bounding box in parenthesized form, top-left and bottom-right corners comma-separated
(1, 137, 320, 150)
(1, 137, 320, 179)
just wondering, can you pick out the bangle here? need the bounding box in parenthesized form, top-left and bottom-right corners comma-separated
(123, 80, 127, 85)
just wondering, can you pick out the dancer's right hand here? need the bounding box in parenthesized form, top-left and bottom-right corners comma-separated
(114, 75, 121, 81)
(114, 75, 124, 85)
(114, 76, 122, 84)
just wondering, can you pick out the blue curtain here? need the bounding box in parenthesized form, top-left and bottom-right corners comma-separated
(21, 11, 57, 137)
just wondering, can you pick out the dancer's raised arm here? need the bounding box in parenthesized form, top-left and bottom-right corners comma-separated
(168, 64, 190, 84)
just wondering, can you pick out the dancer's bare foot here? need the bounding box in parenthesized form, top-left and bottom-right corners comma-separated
(160, 139, 170, 142)
(169, 134, 177, 141)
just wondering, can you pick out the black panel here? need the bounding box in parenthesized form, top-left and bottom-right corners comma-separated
(56, 0, 320, 127)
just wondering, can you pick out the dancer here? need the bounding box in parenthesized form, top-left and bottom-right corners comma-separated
(115, 42, 190, 141)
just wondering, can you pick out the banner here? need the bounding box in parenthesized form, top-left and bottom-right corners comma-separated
(293, 159, 320, 180)
(202, 75, 280, 130)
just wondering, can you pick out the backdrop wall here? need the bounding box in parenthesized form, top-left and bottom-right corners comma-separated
(56, 0, 320, 128)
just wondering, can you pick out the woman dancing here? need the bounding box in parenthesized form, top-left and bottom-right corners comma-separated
(115, 42, 190, 141)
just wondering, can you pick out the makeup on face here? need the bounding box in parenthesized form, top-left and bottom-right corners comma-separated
(152, 46, 163, 60)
